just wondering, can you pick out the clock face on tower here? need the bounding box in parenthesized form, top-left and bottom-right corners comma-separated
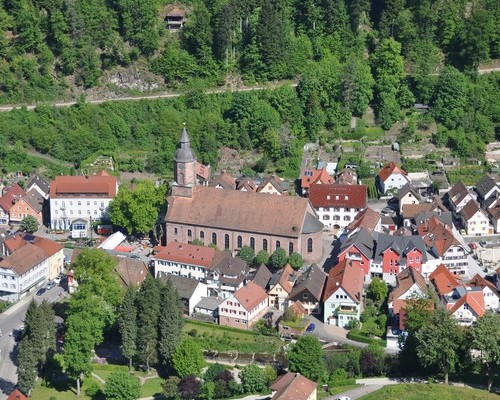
(178, 164, 185, 170)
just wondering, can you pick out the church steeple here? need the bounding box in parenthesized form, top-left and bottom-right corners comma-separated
(172, 125, 197, 197)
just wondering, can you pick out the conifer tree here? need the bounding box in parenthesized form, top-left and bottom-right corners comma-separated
(119, 287, 138, 371)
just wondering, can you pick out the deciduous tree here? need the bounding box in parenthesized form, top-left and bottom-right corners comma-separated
(238, 246, 255, 264)
(239, 364, 267, 393)
(287, 335, 326, 381)
(20, 215, 39, 233)
(105, 371, 141, 400)
(472, 312, 500, 391)
(269, 248, 288, 269)
(172, 338, 206, 378)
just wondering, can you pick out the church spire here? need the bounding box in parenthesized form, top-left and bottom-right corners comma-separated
(172, 124, 197, 197)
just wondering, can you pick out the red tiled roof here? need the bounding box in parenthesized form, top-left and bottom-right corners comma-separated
(323, 259, 364, 303)
(7, 389, 28, 400)
(50, 173, 117, 198)
(429, 264, 461, 296)
(0, 184, 26, 212)
(195, 162, 211, 180)
(467, 273, 499, 294)
(289, 300, 307, 318)
(114, 257, 149, 287)
(154, 242, 216, 269)
(234, 281, 268, 312)
(277, 264, 297, 294)
(301, 167, 334, 190)
(0, 243, 48, 275)
(449, 291, 485, 317)
(4, 233, 63, 257)
(270, 372, 317, 400)
(377, 162, 406, 183)
(309, 184, 367, 208)
(347, 207, 380, 233)
(335, 168, 357, 185)
(389, 267, 427, 304)
(418, 216, 461, 256)
(210, 172, 236, 189)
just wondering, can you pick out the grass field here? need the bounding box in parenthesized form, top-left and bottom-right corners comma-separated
(359, 383, 499, 400)
(184, 320, 282, 354)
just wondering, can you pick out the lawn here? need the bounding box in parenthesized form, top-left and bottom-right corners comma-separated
(184, 320, 282, 354)
(359, 383, 499, 400)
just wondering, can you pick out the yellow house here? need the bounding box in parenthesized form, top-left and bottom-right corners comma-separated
(268, 264, 296, 310)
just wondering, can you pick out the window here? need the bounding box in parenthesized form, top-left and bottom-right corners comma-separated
(307, 238, 313, 253)
(263, 239, 268, 252)
(200, 231, 205, 240)
(212, 233, 217, 245)
(276, 240, 281, 248)
(250, 237, 255, 250)
(237, 236, 242, 248)
(78, 201, 81, 206)
(187, 229, 192, 237)
(225, 234, 230, 250)
(174, 228, 178, 235)
(289, 242, 293, 255)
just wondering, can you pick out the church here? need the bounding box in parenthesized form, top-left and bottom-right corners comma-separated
(164, 127, 324, 263)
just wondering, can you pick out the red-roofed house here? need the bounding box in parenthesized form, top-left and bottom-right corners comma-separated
(323, 259, 364, 327)
(467, 274, 500, 311)
(7, 389, 28, 400)
(218, 281, 268, 329)
(445, 288, 485, 326)
(49, 172, 118, 235)
(195, 162, 211, 185)
(377, 162, 409, 194)
(0, 184, 26, 225)
(153, 242, 218, 281)
(301, 167, 334, 196)
(346, 207, 382, 235)
(309, 184, 367, 231)
(429, 264, 461, 297)
(270, 372, 317, 400)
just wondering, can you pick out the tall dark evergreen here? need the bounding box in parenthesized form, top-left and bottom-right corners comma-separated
(119, 287, 138, 371)
(158, 280, 184, 369)
(135, 274, 161, 371)
(17, 337, 38, 394)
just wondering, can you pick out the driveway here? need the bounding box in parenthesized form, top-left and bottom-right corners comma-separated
(304, 315, 367, 349)
(327, 377, 400, 400)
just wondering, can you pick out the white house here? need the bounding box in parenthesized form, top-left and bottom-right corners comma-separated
(49, 171, 118, 236)
(446, 181, 475, 214)
(159, 274, 207, 316)
(0, 243, 49, 302)
(322, 259, 364, 327)
(397, 183, 421, 214)
(377, 162, 409, 194)
(467, 274, 500, 311)
(445, 287, 485, 326)
(460, 200, 493, 236)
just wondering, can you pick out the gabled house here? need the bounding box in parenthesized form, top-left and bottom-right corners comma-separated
(346, 207, 382, 235)
(270, 372, 317, 400)
(159, 274, 208, 316)
(194, 296, 224, 321)
(218, 281, 268, 329)
(337, 228, 374, 276)
(460, 200, 493, 236)
(268, 264, 297, 310)
(445, 181, 475, 214)
(195, 162, 211, 185)
(288, 264, 326, 315)
(206, 253, 248, 298)
(209, 172, 236, 190)
(381, 215, 397, 233)
(308, 184, 367, 231)
(26, 174, 50, 199)
(397, 183, 421, 214)
(236, 177, 257, 192)
(165, 4, 188, 31)
(300, 167, 334, 196)
(487, 205, 500, 233)
(475, 175, 500, 202)
(114, 257, 149, 288)
(0, 184, 25, 225)
(257, 174, 287, 195)
(250, 264, 272, 291)
(429, 264, 461, 297)
(10, 189, 44, 225)
(323, 259, 364, 327)
(377, 162, 409, 194)
(335, 168, 358, 185)
(444, 286, 485, 326)
(372, 234, 428, 285)
(388, 268, 427, 329)
(467, 274, 500, 311)
(7, 389, 28, 400)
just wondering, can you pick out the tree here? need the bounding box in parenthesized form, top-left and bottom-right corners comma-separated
(269, 248, 288, 269)
(135, 274, 161, 371)
(200, 381, 215, 400)
(119, 287, 137, 371)
(282, 306, 297, 322)
(262, 365, 277, 385)
(288, 252, 304, 270)
(105, 371, 141, 400)
(178, 375, 201, 400)
(20, 215, 38, 233)
(360, 343, 386, 376)
(163, 376, 181, 400)
(158, 280, 184, 369)
(472, 312, 500, 391)
(253, 250, 269, 266)
(172, 339, 206, 378)
(416, 308, 464, 384)
(109, 180, 166, 235)
(204, 363, 227, 382)
(366, 278, 388, 308)
(239, 364, 267, 393)
(287, 335, 326, 381)
(341, 54, 374, 117)
(17, 337, 38, 394)
(238, 245, 255, 264)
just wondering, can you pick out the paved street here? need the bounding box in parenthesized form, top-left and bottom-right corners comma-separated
(0, 284, 65, 400)
(327, 377, 400, 400)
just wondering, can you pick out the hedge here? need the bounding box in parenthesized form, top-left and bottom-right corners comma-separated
(185, 319, 261, 336)
(347, 330, 387, 347)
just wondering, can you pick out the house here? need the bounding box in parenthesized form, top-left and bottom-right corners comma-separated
(487, 206, 500, 233)
(10, 189, 45, 225)
(257, 174, 288, 195)
(467, 274, 500, 311)
(371, 234, 428, 285)
(268, 264, 297, 310)
(377, 162, 409, 194)
(445, 181, 475, 214)
(335, 168, 358, 185)
(165, 4, 188, 31)
(250, 264, 272, 290)
(270, 372, 317, 400)
(236, 177, 257, 192)
(114, 257, 149, 287)
(308, 184, 367, 231)
(206, 253, 249, 298)
(388, 268, 427, 329)
(0, 184, 25, 225)
(218, 281, 268, 329)
(0, 243, 49, 301)
(167, 128, 324, 263)
(49, 171, 118, 234)
(7, 389, 29, 400)
(300, 167, 334, 196)
(153, 242, 218, 281)
(380, 215, 397, 233)
(195, 162, 211, 185)
(346, 207, 382, 235)
(429, 264, 461, 297)
(337, 228, 374, 276)
(397, 183, 421, 214)
(210, 172, 236, 190)
(475, 175, 500, 202)
(323, 259, 364, 327)
(444, 286, 485, 326)
(288, 264, 326, 315)
(194, 296, 224, 321)
(26, 174, 50, 199)
(159, 274, 208, 315)
(460, 200, 493, 236)
(407, 171, 433, 193)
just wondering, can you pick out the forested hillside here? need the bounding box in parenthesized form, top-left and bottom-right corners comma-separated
(0, 0, 499, 178)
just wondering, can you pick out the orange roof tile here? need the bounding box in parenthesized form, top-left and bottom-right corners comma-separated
(449, 291, 485, 317)
(347, 207, 380, 233)
(7, 389, 28, 400)
(389, 267, 427, 308)
(270, 372, 317, 400)
(323, 259, 364, 303)
(154, 242, 216, 269)
(234, 281, 268, 312)
(467, 274, 499, 294)
(50, 173, 117, 198)
(301, 167, 334, 190)
(0, 184, 26, 212)
(429, 264, 461, 296)
(378, 162, 406, 183)
(309, 184, 367, 209)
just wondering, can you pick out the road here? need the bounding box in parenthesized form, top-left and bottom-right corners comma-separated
(328, 377, 401, 400)
(0, 284, 65, 400)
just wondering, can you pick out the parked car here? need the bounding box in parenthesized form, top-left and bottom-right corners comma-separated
(469, 242, 477, 250)
(36, 287, 46, 296)
(46, 281, 56, 290)
(306, 323, 316, 332)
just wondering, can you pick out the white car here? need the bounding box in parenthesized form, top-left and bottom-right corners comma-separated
(336, 397, 351, 400)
